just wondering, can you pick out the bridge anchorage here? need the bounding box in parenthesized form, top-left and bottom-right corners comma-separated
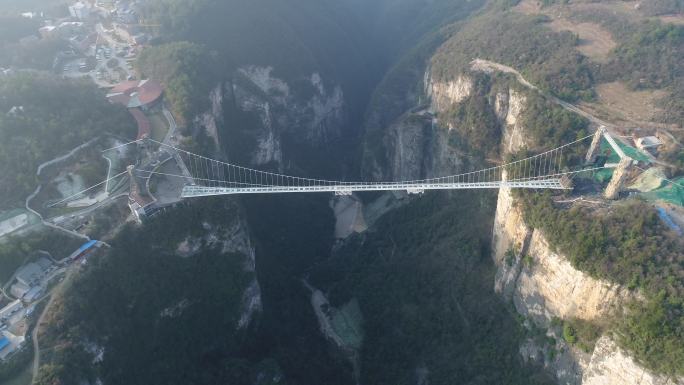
(135, 134, 608, 198)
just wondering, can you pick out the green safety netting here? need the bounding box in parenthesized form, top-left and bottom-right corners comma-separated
(594, 168, 614, 184)
(641, 178, 684, 207)
(599, 137, 652, 163)
(593, 138, 652, 184)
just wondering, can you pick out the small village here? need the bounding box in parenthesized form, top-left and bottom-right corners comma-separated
(0, 240, 103, 361)
(0, 0, 193, 376)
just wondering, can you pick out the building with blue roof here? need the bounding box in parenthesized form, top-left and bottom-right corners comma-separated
(0, 336, 10, 351)
(68, 240, 100, 261)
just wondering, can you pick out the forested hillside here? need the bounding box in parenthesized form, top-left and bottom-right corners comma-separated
(0, 74, 136, 208)
(310, 191, 553, 385)
(136, 42, 216, 124)
(23, 0, 684, 384)
(36, 200, 255, 385)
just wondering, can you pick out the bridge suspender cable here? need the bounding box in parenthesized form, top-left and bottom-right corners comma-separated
(48, 169, 130, 207)
(45, 132, 603, 204)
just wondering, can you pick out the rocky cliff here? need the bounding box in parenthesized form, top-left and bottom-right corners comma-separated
(226, 66, 346, 167)
(492, 160, 681, 385)
(493, 187, 627, 325)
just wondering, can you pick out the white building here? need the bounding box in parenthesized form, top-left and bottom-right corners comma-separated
(10, 257, 53, 301)
(14, 259, 50, 287)
(0, 300, 23, 324)
(69, 1, 91, 20)
(10, 282, 30, 299)
(635, 136, 663, 152)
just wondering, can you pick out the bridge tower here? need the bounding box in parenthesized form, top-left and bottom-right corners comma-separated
(585, 126, 636, 200)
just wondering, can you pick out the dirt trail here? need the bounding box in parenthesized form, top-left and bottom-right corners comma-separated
(31, 268, 74, 383)
(470, 59, 611, 127)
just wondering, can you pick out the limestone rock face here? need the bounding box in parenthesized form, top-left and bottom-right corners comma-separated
(513, 230, 626, 326)
(194, 83, 225, 150)
(502, 88, 527, 153)
(227, 66, 346, 167)
(427, 74, 473, 112)
(384, 113, 463, 181)
(583, 337, 684, 385)
(493, 183, 626, 326)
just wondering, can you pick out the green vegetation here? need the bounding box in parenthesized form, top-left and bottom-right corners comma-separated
(519, 91, 589, 151)
(37, 199, 255, 385)
(562, 7, 684, 123)
(638, 0, 684, 17)
(310, 191, 552, 385)
(136, 41, 216, 124)
(0, 16, 38, 44)
(0, 15, 66, 70)
(554, 317, 602, 353)
(442, 76, 502, 159)
(139, 0, 210, 37)
(0, 227, 82, 284)
(519, 193, 684, 376)
(520, 195, 681, 291)
(432, 12, 594, 101)
(0, 344, 32, 385)
(617, 292, 684, 376)
(603, 21, 684, 90)
(0, 74, 137, 208)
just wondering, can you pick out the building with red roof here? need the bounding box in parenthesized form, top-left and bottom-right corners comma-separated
(107, 79, 163, 109)
(128, 108, 151, 140)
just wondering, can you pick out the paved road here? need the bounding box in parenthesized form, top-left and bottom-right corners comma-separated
(470, 59, 612, 128)
(161, 106, 194, 183)
(24, 141, 100, 241)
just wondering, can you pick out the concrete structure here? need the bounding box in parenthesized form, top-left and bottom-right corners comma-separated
(38, 25, 58, 38)
(635, 136, 663, 152)
(22, 286, 43, 303)
(0, 336, 9, 352)
(0, 330, 25, 361)
(14, 258, 52, 287)
(10, 282, 30, 299)
(127, 165, 154, 222)
(57, 21, 86, 37)
(10, 257, 53, 300)
(0, 300, 23, 324)
(605, 158, 634, 200)
(67, 240, 101, 261)
(0, 212, 28, 237)
(107, 80, 164, 109)
(584, 126, 640, 200)
(585, 127, 605, 164)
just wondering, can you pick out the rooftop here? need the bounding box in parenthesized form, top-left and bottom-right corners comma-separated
(108, 80, 163, 108)
(636, 136, 663, 149)
(0, 337, 8, 351)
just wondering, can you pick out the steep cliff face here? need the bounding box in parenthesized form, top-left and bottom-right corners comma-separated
(383, 113, 464, 181)
(374, 72, 475, 181)
(583, 337, 682, 385)
(500, 88, 527, 153)
(175, 213, 262, 329)
(194, 83, 225, 150)
(492, 169, 682, 385)
(218, 66, 346, 168)
(427, 73, 473, 115)
(380, 70, 529, 181)
(493, 186, 627, 322)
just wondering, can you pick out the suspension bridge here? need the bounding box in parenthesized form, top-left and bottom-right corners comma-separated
(49, 129, 620, 209)
(129, 133, 607, 198)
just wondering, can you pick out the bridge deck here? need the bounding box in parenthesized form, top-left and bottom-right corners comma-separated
(181, 179, 567, 198)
